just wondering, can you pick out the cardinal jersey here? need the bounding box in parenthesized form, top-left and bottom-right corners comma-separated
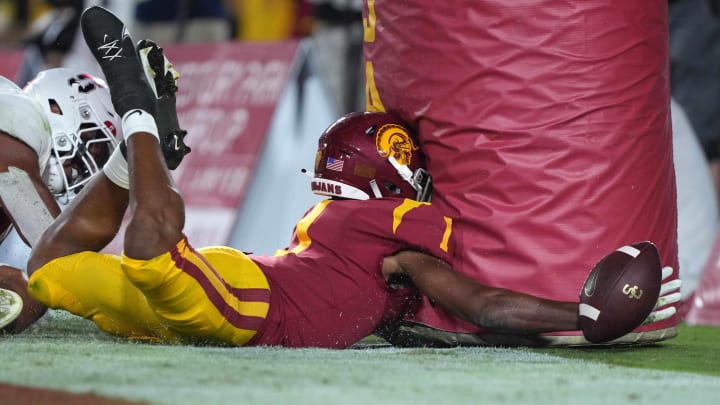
(251, 198, 455, 347)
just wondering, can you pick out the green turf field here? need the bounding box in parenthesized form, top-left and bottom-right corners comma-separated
(1, 311, 719, 404)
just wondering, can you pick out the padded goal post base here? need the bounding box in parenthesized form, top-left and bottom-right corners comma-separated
(363, 0, 679, 344)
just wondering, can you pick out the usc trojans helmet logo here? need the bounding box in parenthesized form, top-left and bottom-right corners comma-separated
(375, 123, 419, 166)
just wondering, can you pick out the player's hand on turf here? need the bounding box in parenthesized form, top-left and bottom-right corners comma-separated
(641, 266, 682, 325)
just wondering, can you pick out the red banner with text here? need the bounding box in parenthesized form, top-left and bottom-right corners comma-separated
(5, 41, 300, 252)
(164, 41, 300, 248)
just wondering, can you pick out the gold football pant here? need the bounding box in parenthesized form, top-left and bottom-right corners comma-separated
(28, 238, 270, 346)
(27, 251, 174, 342)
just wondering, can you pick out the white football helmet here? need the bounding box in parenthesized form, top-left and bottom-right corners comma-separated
(24, 68, 121, 203)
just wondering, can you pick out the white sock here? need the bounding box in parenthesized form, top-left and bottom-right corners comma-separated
(122, 109, 159, 141)
(103, 147, 129, 189)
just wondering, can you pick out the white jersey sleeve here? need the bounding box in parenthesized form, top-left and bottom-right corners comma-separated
(0, 76, 52, 172)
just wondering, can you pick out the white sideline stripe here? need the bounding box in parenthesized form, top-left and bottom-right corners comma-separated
(617, 245, 640, 258)
(579, 303, 600, 320)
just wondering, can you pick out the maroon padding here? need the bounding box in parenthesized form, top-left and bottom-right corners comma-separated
(365, 0, 678, 335)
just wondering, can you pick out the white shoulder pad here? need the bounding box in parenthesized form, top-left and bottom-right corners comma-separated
(0, 76, 52, 173)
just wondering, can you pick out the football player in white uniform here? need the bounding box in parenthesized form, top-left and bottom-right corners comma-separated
(0, 75, 55, 332)
(0, 69, 120, 333)
(0, 39, 189, 333)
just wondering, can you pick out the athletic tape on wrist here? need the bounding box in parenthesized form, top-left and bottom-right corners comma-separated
(121, 109, 159, 140)
(103, 147, 130, 189)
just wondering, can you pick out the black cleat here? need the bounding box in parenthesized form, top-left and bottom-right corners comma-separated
(137, 39, 191, 170)
(80, 6, 155, 117)
(81, 7, 189, 170)
(137, 39, 178, 98)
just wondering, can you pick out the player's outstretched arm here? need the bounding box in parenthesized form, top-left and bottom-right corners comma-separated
(382, 250, 580, 334)
(384, 242, 677, 344)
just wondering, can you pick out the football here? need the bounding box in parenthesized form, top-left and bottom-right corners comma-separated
(579, 241, 662, 343)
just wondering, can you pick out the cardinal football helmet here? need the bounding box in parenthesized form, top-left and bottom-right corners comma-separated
(24, 68, 121, 203)
(311, 111, 432, 202)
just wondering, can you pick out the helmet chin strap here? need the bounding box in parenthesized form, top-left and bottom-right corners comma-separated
(387, 156, 414, 183)
(387, 156, 433, 202)
(369, 179, 383, 198)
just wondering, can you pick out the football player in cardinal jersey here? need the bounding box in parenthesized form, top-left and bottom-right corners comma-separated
(24, 5, 680, 348)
